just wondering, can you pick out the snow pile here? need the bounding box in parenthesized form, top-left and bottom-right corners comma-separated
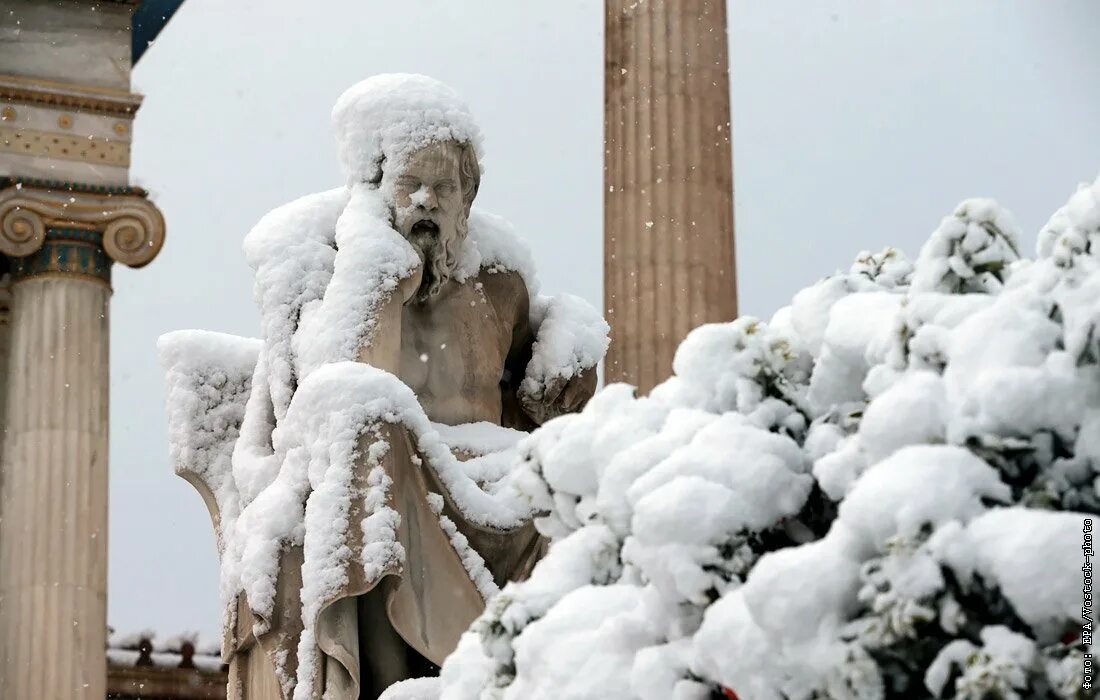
(438, 178, 1100, 699)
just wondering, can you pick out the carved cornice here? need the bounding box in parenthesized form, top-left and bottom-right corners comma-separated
(0, 183, 165, 271)
(0, 177, 143, 196)
(0, 74, 143, 119)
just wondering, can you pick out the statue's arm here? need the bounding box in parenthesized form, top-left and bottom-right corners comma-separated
(498, 275, 596, 426)
(497, 276, 537, 429)
(355, 265, 422, 372)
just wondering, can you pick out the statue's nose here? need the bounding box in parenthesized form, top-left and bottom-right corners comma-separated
(420, 186, 439, 211)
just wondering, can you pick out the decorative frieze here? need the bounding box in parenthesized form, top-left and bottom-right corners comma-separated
(0, 124, 131, 167)
(0, 73, 138, 186)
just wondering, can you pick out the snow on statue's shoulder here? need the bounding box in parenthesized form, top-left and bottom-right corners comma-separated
(242, 188, 348, 270)
(455, 208, 540, 293)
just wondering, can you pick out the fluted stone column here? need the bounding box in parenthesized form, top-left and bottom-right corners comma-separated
(604, 0, 737, 394)
(0, 274, 11, 506)
(0, 183, 163, 699)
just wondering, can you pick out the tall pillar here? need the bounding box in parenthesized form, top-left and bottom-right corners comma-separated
(0, 185, 164, 699)
(0, 1, 162, 695)
(604, 0, 737, 394)
(0, 272, 11, 503)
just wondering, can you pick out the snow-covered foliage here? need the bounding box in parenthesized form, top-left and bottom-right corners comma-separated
(438, 177, 1100, 699)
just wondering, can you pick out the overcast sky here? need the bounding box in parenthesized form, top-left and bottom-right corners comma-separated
(112, 0, 1100, 641)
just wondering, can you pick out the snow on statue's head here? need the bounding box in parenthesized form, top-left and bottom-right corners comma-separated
(332, 74, 483, 302)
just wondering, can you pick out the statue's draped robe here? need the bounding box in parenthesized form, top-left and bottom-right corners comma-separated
(241, 424, 544, 699)
(224, 189, 548, 699)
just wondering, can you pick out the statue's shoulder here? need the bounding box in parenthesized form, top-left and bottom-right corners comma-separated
(476, 267, 528, 307)
(459, 208, 540, 296)
(242, 187, 350, 271)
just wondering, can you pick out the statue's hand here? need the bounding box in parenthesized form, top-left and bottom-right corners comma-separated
(398, 259, 424, 305)
(519, 366, 597, 425)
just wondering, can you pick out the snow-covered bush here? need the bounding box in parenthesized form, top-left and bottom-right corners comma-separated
(437, 177, 1100, 699)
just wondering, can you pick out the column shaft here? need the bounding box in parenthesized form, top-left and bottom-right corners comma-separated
(0, 275, 11, 513)
(0, 275, 110, 700)
(604, 0, 737, 393)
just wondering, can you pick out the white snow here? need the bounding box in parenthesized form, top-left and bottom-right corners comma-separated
(292, 184, 421, 380)
(431, 421, 527, 456)
(379, 677, 442, 700)
(521, 294, 610, 402)
(157, 330, 261, 543)
(331, 74, 483, 189)
(837, 444, 1010, 557)
(506, 585, 663, 700)
(933, 508, 1092, 634)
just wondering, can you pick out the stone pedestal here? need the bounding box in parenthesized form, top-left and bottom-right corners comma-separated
(604, 0, 737, 394)
(0, 183, 163, 699)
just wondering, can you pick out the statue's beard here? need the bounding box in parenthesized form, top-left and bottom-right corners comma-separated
(401, 213, 467, 303)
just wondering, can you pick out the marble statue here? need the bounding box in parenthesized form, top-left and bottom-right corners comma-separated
(158, 74, 607, 700)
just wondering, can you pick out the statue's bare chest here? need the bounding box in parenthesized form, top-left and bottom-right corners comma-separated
(397, 279, 514, 423)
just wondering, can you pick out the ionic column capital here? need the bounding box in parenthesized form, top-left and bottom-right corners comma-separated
(0, 180, 165, 269)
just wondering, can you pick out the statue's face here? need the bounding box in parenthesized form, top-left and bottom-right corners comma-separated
(388, 141, 469, 302)
(391, 141, 466, 255)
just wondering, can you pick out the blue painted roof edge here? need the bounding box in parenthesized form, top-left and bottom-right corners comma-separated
(132, 0, 186, 65)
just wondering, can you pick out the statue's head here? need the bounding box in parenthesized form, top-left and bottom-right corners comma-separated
(332, 73, 485, 303)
